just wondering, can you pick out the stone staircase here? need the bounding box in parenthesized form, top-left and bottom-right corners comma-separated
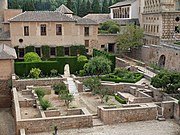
(67, 78, 78, 95)
(92, 114, 104, 127)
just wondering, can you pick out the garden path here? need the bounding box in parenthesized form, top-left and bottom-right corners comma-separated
(67, 78, 79, 95)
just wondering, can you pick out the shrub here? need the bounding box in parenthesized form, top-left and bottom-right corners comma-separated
(42, 45, 50, 60)
(99, 21, 120, 34)
(115, 95, 126, 104)
(24, 52, 41, 62)
(35, 88, 45, 98)
(29, 68, 41, 78)
(79, 69, 86, 76)
(40, 98, 51, 110)
(77, 55, 88, 62)
(108, 24, 120, 34)
(53, 83, 67, 95)
(50, 69, 58, 77)
(56, 46, 64, 56)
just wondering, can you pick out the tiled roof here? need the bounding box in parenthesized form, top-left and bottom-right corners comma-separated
(83, 14, 111, 24)
(110, 0, 136, 8)
(9, 11, 76, 22)
(55, 4, 73, 14)
(74, 16, 98, 25)
(0, 44, 17, 59)
(0, 31, 10, 40)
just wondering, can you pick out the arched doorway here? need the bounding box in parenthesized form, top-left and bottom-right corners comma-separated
(158, 55, 166, 67)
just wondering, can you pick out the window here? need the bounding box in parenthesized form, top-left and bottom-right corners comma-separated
(101, 45, 105, 48)
(85, 40, 89, 47)
(19, 48, 25, 58)
(86, 49, 89, 53)
(50, 47, 56, 56)
(40, 24, 46, 36)
(84, 27, 89, 36)
(24, 26, 29, 36)
(56, 24, 62, 35)
(35, 48, 41, 57)
(64, 47, 69, 56)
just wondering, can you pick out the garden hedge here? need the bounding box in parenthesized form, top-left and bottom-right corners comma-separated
(41, 45, 50, 60)
(15, 56, 86, 77)
(70, 45, 86, 56)
(114, 95, 126, 104)
(56, 46, 64, 56)
(93, 49, 116, 71)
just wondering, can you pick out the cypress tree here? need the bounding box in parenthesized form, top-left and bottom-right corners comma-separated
(91, 0, 100, 13)
(102, 0, 109, 13)
(86, 0, 91, 14)
(109, 0, 113, 6)
(79, 0, 87, 17)
(66, 0, 73, 11)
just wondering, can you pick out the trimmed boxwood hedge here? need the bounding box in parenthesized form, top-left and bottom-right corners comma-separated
(41, 45, 50, 60)
(15, 56, 86, 77)
(101, 73, 143, 83)
(115, 95, 126, 104)
(93, 49, 116, 71)
(70, 45, 86, 56)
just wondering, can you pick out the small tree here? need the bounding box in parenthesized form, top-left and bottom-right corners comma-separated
(83, 77, 101, 94)
(85, 56, 112, 77)
(40, 98, 51, 110)
(96, 88, 110, 103)
(116, 23, 144, 51)
(53, 83, 67, 95)
(99, 21, 120, 34)
(35, 88, 45, 99)
(24, 52, 41, 62)
(60, 91, 74, 108)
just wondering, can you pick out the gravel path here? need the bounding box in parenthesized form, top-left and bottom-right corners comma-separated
(29, 120, 180, 135)
(0, 108, 15, 135)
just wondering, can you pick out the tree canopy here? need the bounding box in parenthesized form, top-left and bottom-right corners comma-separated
(151, 71, 180, 94)
(116, 24, 144, 51)
(84, 56, 112, 77)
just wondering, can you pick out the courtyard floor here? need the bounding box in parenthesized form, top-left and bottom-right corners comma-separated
(28, 120, 180, 135)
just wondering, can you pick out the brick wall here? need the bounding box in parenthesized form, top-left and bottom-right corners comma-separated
(0, 80, 12, 107)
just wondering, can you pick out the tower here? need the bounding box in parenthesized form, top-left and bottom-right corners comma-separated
(0, 0, 8, 33)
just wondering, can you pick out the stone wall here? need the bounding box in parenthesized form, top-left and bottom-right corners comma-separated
(97, 104, 157, 124)
(116, 57, 130, 68)
(128, 45, 180, 72)
(0, 80, 12, 107)
(12, 76, 66, 90)
(162, 101, 174, 119)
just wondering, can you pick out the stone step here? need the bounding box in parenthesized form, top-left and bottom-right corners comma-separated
(93, 118, 104, 127)
(92, 115, 99, 119)
(157, 115, 166, 121)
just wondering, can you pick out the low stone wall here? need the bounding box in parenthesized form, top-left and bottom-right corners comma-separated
(0, 95, 12, 107)
(44, 110, 61, 117)
(162, 101, 174, 119)
(12, 88, 93, 135)
(116, 57, 130, 68)
(97, 104, 157, 125)
(74, 80, 83, 92)
(12, 75, 66, 90)
(19, 99, 36, 108)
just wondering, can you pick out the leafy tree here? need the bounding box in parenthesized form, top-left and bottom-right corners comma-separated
(24, 52, 41, 62)
(12, 0, 19, 9)
(96, 88, 110, 103)
(99, 20, 120, 34)
(60, 91, 74, 108)
(85, 56, 112, 77)
(40, 98, 51, 110)
(116, 24, 144, 51)
(53, 83, 67, 95)
(102, 0, 109, 13)
(83, 77, 101, 94)
(91, 0, 101, 13)
(22, 0, 35, 11)
(66, 0, 73, 11)
(151, 71, 180, 94)
(35, 88, 46, 99)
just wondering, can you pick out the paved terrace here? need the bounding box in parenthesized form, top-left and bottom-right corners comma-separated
(29, 120, 180, 135)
